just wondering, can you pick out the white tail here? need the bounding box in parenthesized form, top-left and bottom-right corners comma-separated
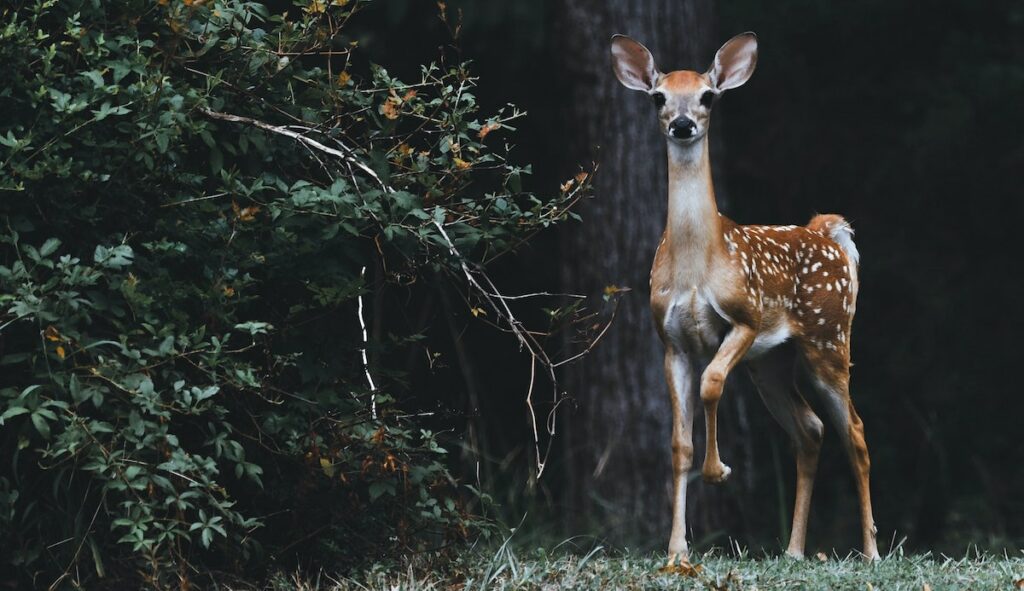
(611, 32, 880, 566)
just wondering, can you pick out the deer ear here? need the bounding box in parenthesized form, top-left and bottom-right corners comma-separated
(611, 35, 660, 91)
(707, 32, 758, 91)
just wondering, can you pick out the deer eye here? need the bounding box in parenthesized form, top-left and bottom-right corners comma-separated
(700, 90, 716, 108)
(651, 92, 666, 109)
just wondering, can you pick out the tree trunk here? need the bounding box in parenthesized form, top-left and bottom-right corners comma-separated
(554, 0, 755, 547)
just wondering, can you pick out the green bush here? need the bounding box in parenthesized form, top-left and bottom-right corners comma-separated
(0, 0, 585, 587)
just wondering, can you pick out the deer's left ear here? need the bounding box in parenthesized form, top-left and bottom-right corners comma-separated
(707, 32, 758, 91)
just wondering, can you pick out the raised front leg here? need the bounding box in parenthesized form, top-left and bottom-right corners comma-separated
(664, 348, 697, 567)
(700, 325, 756, 483)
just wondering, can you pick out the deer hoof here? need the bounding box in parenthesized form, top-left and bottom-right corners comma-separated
(702, 461, 732, 483)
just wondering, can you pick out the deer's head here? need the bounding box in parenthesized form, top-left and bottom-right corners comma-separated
(611, 33, 758, 144)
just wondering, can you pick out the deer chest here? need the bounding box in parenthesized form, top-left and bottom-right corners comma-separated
(654, 285, 729, 357)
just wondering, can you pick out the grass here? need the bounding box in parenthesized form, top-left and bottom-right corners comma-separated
(262, 547, 1024, 591)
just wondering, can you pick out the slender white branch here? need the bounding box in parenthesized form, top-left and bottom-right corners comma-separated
(198, 108, 391, 193)
(358, 266, 377, 420)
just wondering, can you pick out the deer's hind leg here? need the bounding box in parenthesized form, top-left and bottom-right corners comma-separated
(748, 345, 824, 559)
(800, 345, 881, 561)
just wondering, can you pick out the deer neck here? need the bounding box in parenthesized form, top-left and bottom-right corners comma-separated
(663, 138, 725, 280)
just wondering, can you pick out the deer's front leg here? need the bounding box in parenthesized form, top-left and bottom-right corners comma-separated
(701, 324, 756, 483)
(664, 348, 697, 567)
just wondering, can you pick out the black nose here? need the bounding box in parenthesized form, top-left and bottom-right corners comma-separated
(669, 118, 697, 138)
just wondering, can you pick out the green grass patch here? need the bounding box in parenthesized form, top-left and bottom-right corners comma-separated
(263, 548, 1024, 590)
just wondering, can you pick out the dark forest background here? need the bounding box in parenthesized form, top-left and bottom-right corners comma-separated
(352, 0, 1024, 556)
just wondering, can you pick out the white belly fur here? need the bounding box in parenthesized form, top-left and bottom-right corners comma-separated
(745, 320, 792, 359)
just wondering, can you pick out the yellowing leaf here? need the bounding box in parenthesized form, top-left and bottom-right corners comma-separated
(232, 201, 260, 222)
(470, 307, 486, 317)
(453, 157, 471, 170)
(575, 171, 589, 184)
(55, 346, 66, 360)
(560, 178, 575, 193)
(319, 457, 335, 477)
(396, 143, 413, 157)
(305, 0, 326, 14)
(44, 326, 61, 342)
(337, 71, 351, 86)
(222, 285, 235, 297)
(332, 0, 349, 5)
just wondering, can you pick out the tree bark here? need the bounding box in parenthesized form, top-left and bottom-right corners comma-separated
(554, 0, 754, 546)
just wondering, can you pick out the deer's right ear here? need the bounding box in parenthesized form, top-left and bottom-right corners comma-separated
(611, 35, 660, 91)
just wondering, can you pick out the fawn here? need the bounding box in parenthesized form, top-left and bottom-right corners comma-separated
(610, 32, 880, 565)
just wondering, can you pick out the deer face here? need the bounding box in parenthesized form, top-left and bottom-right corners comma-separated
(611, 33, 759, 145)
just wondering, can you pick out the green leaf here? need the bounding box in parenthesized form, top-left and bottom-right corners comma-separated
(31, 412, 51, 439)
(39, 238, 61, 257)
(0, 406, 30, 423)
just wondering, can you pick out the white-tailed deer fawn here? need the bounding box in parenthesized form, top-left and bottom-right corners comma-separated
(610, 32, 880, 565)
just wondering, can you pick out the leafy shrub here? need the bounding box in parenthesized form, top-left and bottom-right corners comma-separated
(0, 0, 586, 587)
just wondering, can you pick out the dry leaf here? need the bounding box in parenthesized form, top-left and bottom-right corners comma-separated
(402, 89, 417, 102)
(222, 285, 235, 297)
(305, 0, 326, 14)
(470, 307, 486, 317)
(815, 552, 828, 562)
(659, 561, 702, 577)
(55, 346, 66, 360)
(560, 179, 575, 193)
(478, 122, 499, 140)
(381, 98, 400, 120)
(337, 71, 351, 86)
(396, 143, 413, 157)
(574, 171, 589, 184)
